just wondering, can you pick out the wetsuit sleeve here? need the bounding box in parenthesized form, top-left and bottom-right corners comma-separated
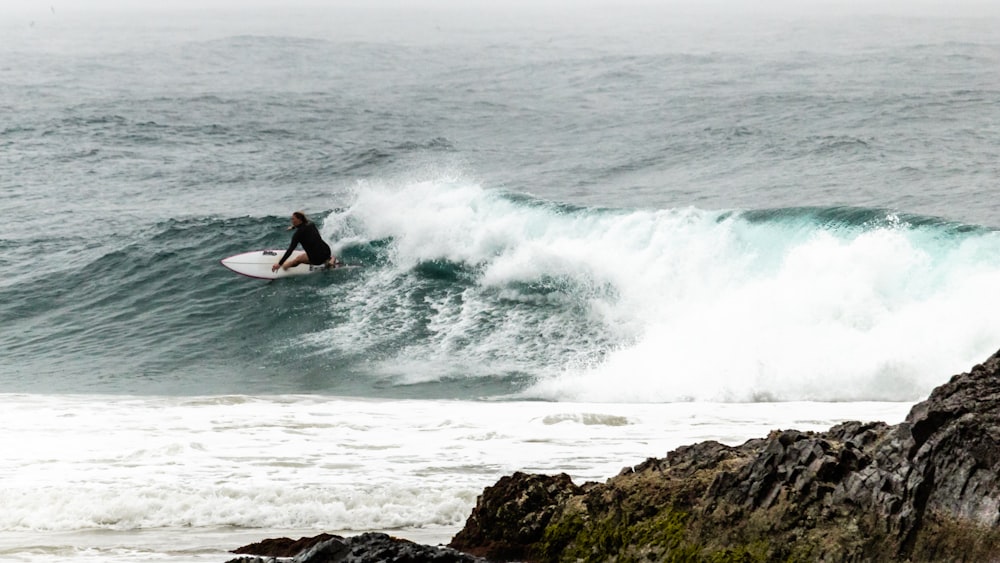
(278, 230, 302, 265)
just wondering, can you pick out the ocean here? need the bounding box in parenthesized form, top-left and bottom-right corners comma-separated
(1, 3, 998, 561)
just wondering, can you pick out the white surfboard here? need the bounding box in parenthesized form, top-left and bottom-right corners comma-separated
(221, 249, 337, 280)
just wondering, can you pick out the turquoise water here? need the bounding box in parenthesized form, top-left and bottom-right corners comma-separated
(2, 7, 1000, 401)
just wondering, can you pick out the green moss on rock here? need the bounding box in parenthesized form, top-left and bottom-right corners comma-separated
(538, 504, 776, 563)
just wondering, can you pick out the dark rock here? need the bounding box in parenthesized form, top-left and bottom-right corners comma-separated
(231, 534, 340, 557)
(449, 349, 1000, 562)
(296, 536, 348, 563)
(449, 471, 582, 561)
(227, 532, 486, 563)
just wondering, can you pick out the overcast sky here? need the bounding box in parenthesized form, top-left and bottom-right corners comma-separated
(3, 0, 1000, 17)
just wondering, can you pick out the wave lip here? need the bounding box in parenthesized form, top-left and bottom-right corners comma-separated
(318, 179, 1000, 403)
(3, 177, 999, 403)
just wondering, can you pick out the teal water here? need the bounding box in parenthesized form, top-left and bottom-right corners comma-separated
(2, 7, 1000, 401)
(4, 186, 1000, 401)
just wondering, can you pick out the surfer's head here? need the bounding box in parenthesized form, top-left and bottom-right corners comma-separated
(291, 211, 308, 228)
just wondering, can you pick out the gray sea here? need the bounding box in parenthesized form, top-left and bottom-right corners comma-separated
(1, 3, 998, 561)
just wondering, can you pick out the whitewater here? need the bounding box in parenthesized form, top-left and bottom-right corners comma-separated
(0, 395, 913, 562)
(2, 2, 1000, 562)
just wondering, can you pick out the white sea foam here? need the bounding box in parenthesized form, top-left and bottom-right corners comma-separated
(0, 393, 913, 563)
(322, 178, 1000, 402)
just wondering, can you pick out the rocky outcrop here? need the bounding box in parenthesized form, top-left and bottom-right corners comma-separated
(231, 534, 340, 558)
(227, 532, 486, 563)
(450, 472, 584, 561)
(449, 350, 1000, 562)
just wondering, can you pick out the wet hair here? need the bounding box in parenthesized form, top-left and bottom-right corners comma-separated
(293, 211, 309, 224)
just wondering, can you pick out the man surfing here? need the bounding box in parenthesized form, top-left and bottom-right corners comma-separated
(272, 211, 336, 273)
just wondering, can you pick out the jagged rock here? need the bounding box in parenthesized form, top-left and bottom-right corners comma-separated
(231, 534, 340, 557)
(449, 471, 583, 561)
(227, 532, 486, 563)
(449, 349, 1000, 562)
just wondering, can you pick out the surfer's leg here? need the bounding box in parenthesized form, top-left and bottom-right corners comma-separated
(282, 253, 310, 270)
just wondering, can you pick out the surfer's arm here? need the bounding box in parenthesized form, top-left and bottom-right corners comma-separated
(277, 231, 301, 266)
(273, 231, 301, 271)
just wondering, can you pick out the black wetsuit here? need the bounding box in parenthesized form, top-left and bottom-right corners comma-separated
(279, 221, 332, 266)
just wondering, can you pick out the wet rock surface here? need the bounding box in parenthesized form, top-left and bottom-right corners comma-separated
(227, 532, 487, 563)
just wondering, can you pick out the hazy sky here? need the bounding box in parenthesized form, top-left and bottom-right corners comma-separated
(2, 0, 997, 56)
(3, 0, 1000, 17)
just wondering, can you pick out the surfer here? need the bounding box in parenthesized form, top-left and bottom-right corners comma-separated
(272, 211, 335, 272)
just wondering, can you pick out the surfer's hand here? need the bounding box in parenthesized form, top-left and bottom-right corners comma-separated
(271, 263, 280, 272)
